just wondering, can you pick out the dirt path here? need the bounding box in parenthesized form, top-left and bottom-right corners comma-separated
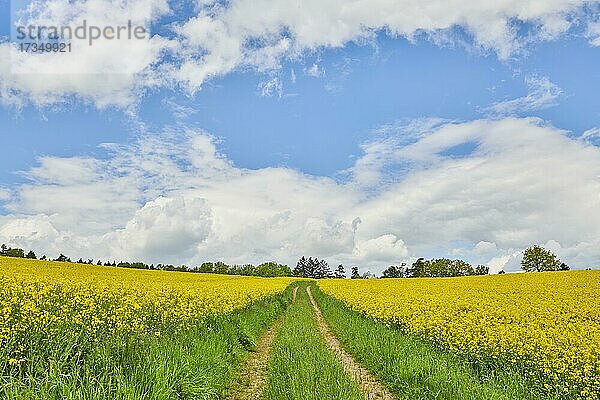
(306, 286, 395, 400)
(225, 286, 298, 400)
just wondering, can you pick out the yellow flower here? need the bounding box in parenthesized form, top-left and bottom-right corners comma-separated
(319, 270, 600, 397)
(0, 257, 295, 365)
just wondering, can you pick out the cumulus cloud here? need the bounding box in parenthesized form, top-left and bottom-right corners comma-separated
(1, 0, 174, 108)
(1, 118, 599, 273)
(474, 241, 498, 255)
(352, 234, 409, 263)
(2, 0, 597, 106)
(105, 196, 212, 260)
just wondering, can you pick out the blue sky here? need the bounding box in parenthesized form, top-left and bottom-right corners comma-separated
(0, 0, 599, 273)
(2, 32, 599, 182)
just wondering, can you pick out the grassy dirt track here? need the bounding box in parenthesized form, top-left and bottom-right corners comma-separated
(225, 287, 298, 400)
(226, 283, 559, 400)
(306, 286, 393, 400)
(262, 283, 367, 400)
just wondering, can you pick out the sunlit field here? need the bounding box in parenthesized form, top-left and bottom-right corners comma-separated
(0, 257, 294, 340)
(0, 257, 295, 398)
(319, 271, 600, 400)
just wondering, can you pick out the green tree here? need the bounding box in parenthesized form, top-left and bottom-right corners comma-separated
(293, 257, 332, 279)
(351, 266, 360, 279)
(293, 256, 309, 277)
(408, 258, 475, 278)
(3, 247, 25, 258)
(26, 250, 37, 259)
(241, 264, 257, 276)
(408, 258, 426, 277)
(197, 262, 214, 273)
(382, 265, 404, 278)
(475, 264, 489, 275)
(521, 245, 563, 272)
(54, 254, 69, 262)
(334, 264, 345, 279)
(559, 262, 570, 271)
(214, 261, 230, 274)
(314, 259, 333, 279)
(256, 262, 291, 277)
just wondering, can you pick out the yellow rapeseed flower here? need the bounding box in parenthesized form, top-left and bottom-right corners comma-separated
(319, 271, 600, 400)
(0, 257, 295, 351)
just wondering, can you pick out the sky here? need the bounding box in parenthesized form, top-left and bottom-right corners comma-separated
(0, 0, 599, 274)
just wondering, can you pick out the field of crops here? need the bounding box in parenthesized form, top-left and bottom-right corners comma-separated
(0, 257, 295, 398)
(2, 256, 598, 399)
(0, 257, 293, 342)
(319, 271, 600, 400)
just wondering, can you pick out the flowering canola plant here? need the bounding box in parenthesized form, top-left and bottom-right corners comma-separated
(319, 271, 600, 400)
(0, 257, 294, 355)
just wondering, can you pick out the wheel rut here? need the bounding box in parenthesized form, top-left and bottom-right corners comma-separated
(225, 286, 298, 400)
(306, 286, 395, 400)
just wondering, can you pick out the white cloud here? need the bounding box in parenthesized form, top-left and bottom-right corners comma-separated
(161, 98, 199, 120)
(587, 21, 600, 46)
(1, 117, 599, 273)
(1, 0, 597, 106)
(1, 0, 174, 108)
(581, 127, 600, 145)
(168, 0, 593, 94)
(352, 234, 409, 263)
(474, 241, 498, 255)
(105, 196, 212, 260)
(258, 76, 284, 97)
(305, 63, 324, 78)
(487, 253, 520, 273)
(0, 188, 11, 201)
(483, 75, 563, 116)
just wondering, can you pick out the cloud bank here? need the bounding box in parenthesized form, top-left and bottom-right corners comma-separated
(1, 117, 599, 273)
(1, 0, 599, 107)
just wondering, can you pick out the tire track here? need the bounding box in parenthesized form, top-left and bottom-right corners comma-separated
(306, 286, 394, 400)
(225, 286, 298, 400)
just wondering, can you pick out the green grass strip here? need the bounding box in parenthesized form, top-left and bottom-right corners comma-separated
(312, 285, 557, 400)
(263, 284, 365, 400)
(1, 285, 294, 400)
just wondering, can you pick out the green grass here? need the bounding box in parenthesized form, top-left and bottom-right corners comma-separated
(0, 285, 294, 400)
(311, 284, 558, 400)
(263, 284, 365, 400)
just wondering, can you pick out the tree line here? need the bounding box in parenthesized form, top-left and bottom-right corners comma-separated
(290, 257, 490, 279)
(1, 243, 571, 278)
(291, 245, 571, 279)
(0, 244, 291, 277)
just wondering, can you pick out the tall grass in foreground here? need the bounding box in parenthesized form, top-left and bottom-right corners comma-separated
(0, 285, 293, 399)
(312, 285, 557, 400)
(263, 284, 365, 400)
